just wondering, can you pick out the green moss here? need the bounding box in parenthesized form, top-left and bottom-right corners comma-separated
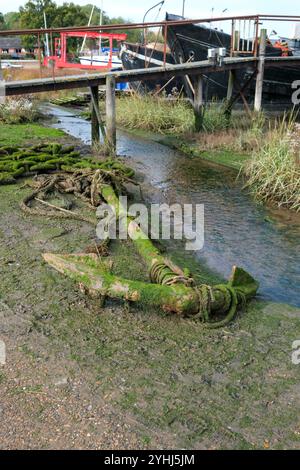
(0, 141, 135, 184)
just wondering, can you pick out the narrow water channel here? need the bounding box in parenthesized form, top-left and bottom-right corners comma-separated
(44, 104, 300, 307)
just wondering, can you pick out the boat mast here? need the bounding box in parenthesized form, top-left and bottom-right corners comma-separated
(43, 12, 50, 57)
(80, 5, 95, 53)
(182, 0, 186, 18)
(99, 0, 104, 54)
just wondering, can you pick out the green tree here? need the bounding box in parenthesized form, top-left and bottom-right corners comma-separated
(53, 3, 88, 28)
(0, 12, 5, 29)
(4, 12, 21, 30)
(19, 0, 58, 48)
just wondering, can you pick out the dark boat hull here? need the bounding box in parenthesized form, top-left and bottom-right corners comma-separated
(120, 43, 183, 95)
(166, 13, 300, 103)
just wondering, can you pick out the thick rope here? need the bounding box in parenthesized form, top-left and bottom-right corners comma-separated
(149, 261, 193, 287)
(203, 285, 238, 329)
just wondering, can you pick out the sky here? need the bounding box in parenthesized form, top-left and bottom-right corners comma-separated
(0, 0, 299, 37)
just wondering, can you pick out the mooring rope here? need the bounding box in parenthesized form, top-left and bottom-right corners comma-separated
(149, 261, 193, 287)
(201, 285, 238, 329)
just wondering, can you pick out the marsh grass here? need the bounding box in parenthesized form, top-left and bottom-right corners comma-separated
(116, 95, 268, 143)
(116, 95, 234, 134)
(117, 95, 194, 134)
(244, 115, 300, 212)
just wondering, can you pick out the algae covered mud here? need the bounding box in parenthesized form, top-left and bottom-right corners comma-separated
(45, 104, 300, 308)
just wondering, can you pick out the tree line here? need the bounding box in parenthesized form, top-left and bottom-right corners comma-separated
(0, 0, 143, 44)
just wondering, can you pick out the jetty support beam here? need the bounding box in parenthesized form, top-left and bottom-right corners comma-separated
(193, 75, 205, 132)
(254, 29, 267, 112)
(105, 74, 117, 155)
(90, 85, 100, 145)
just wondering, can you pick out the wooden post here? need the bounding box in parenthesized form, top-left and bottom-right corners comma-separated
(0, 58, 5, 105)
(193, 75, 204, 132)
(226, 28, 238, 116)
(254, 29, 267, 112)
(163, 24, 168, 66)
(38, 33, 42, 79)
(90, 85, 100, 145)
(105, 75, 116, 155)
(227, 71, 235, 102)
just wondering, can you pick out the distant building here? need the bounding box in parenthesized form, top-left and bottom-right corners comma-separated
(0, 37, 39, 57)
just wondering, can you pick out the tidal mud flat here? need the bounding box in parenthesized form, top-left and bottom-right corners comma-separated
(0, 119, 300, 449)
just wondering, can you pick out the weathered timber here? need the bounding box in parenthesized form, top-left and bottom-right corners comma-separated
(90, 85, 100, 144)
(254, 29, 267, 112)
(41, 177, 259, 325)
(193, 75, 205, 132)
(43, 253, 200, 316)
(4, 57, 259, 96)
(90, 85, 106, 143)
(105, 75, 117, 155)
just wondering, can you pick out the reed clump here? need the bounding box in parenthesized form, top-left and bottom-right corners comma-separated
(117, 95, 232, 134)
(117, 95, 194, 134)
(244, 117, 300, 212)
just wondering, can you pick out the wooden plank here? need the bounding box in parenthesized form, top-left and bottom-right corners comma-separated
(4, 57, 258, 96)
(224, 70, 257, 117)
(105, 75, 116, 155)
(3, 55, 299, 98)
(227, 70, 235, 101)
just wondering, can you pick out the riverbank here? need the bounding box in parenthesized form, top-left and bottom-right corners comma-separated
(1, 120, 300, 449)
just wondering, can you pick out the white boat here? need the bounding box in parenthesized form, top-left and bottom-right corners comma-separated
(1, 61, 24, 69)
(79, 52, 122, 69)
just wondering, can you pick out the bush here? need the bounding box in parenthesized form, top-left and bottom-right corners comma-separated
(0, 98, 39, 124)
